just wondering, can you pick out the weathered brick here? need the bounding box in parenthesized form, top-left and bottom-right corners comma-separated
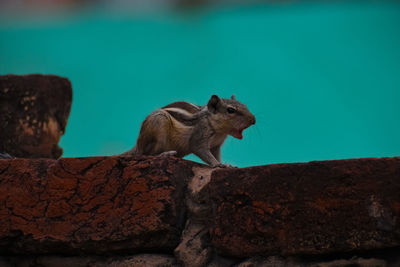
(0, 156, 195, 255)
(0, 74, 72, 158)
(207, 157, 400, 257)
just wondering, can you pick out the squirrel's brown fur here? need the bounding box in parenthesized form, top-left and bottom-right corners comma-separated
(122, 95, 255, 167)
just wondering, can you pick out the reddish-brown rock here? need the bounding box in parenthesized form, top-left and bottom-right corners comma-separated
(207, 157, 400, 258)
(0, 156, 196, 255)
(0, 74, 72, 158)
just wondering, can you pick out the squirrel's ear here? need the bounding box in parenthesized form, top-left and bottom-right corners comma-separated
(208, 95, 220, 113)
(231, 95, 236, 100)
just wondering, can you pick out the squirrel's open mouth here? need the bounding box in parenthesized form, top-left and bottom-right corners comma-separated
(232, 127, 247, 140)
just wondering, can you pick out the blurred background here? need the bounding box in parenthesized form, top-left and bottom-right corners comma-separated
(1, 0, 399, 167)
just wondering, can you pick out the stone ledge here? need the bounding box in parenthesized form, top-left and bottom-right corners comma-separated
(0, 156, 399, 266)
(207, 157, 400, 258)
(0, 156, 197, 255)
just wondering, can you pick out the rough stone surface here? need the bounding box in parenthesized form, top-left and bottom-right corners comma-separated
(1, 154, 400, 266)
(0, 254, 177, 267)
(174, 220, 211, 267)
(309, 257, 387, 267)
(174, 167, 214, 267)
(106, 254, 177, 267)
(236, 256, 304, 267)
(207, 157, 400, 258)
(236, 256, 390, 267)
(207, 255, 236, 267)
(0, 74, 72, 158)
(0, 255, 395, 267)
(0, 156, 196, 255)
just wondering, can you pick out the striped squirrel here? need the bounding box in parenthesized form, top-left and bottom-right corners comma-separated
(122, 95, 255, 167)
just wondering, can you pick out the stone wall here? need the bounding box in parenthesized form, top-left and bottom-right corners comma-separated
(0, 74, 72, 159)
(0, 156, 399, 266)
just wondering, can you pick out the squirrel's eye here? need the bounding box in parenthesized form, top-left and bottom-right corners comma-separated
(227, 107, 236, 114)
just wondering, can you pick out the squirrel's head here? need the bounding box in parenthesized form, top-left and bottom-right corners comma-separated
(207, 94, 256, 139)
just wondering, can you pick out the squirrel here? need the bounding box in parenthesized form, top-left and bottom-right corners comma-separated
(121, 95, 256, 167)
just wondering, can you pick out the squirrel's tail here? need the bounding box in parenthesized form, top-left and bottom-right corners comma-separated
(120, 146, 139, 156)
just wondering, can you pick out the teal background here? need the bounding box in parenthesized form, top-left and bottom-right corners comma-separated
(1, 2, 399, 167)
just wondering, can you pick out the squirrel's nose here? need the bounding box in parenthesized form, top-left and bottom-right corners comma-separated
(250, 115, 256, 125)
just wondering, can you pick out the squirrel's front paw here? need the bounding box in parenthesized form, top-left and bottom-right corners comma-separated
(212, 163, 235, 168)
(159, 151, 178, 157)
(222, 163, 236, 168)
